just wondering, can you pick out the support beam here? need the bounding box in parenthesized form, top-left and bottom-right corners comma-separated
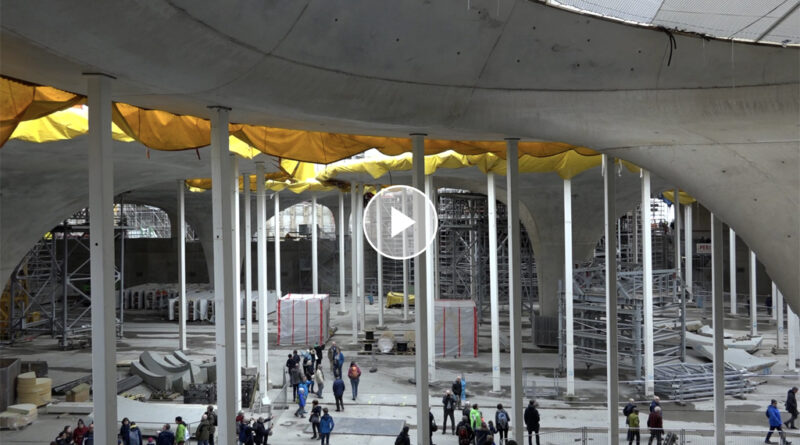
(232, 156, 242, 411)
(641, 170, 655, 396)
(274, 192, 282, 298)
(729, 228, 737, 315)
(487, 173, 501, 393)
(376, 186, 385, 328)
(506, 138, 524, 443)
(772, 281, 778, 321)
(255, 162, 270, 403)
(412, 133, 430, 444)
(564, 178, 575, 396)
(777, 285, 785, 349)
(86, 73, 117, 445)
(339, 191, 346, 313)
(244, 174, 253, 368)
(749, 250, 757, 336)
(674, 188, 685, 362)
(357, 186, 366, 333)
(351, 184, 359, 343)
(603, 155, 620, 445)
(788, 300, 798, 371)
(177, 180, 187, 351)
(402, 257, 409, 322)
(209, 105, 237, 441)
(685, 205, 693, 299)
(425, 175, 436, 381)
(312, 195, 319, 294)
(711, 213, 725, 444)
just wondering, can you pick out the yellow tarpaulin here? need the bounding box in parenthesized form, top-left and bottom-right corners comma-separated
(385, 292, 415, 308)
(662, 190, 697, 205)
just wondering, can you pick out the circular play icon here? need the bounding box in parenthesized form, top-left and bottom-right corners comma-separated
(363, 185, 438, 260)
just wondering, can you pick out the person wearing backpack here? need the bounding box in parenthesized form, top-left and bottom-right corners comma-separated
(347, 361, 362, 400)
(469, 403, 482, 431)
(395, 425, 411, 445)
(523, 400, 540, 445)
(456, 416, 474, 445)
(318, 408, 335, 445)
(443, 390, 457, 435)
(495, 404, 510, 445)
(623, 399, 636, 426)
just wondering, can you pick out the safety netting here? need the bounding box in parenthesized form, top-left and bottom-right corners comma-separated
(434, 299, 478, 358)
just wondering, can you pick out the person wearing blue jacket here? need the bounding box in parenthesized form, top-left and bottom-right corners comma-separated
(318, 408, 334, 445)
(295, 386, 308, 418)
(766, 399, 790, 444)
(155, 424, 174, 445)
(332, 376, 346, 412)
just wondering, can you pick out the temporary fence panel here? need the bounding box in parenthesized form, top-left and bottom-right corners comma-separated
(277, 294, 330, 346)
(434, 299, 478, 358)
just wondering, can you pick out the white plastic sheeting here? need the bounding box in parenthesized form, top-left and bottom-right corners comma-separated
(277, 294, 331, 346)
(434, 299, 478, 358)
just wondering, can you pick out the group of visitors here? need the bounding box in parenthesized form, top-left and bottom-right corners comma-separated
(50, 419, 93, 445)
(623, 396, 666, 445)
(765, 386, 798, 444)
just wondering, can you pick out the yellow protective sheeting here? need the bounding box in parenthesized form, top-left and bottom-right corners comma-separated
(185, 177, 336, 194)
(0, 77, 85, 147)
(662, 190, 697, 205)
(10, 107, 134, 143)
(385, 292, 414, 308)
(112, 103, 210, 150)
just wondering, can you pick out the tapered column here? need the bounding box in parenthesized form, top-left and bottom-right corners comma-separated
(357, 187, 366, 332)
(685, 205, 693, 299)
(86, 73, 117, 445)
(232, 156, 242, 411)
(564, 178, 575, 396)
(376, 186, 385, 327)
(244, 174, 253, 368)
(256, 162, 270, 402)
(711, 213, 725, 444)
(412, 133, 430, 444)
(487, 173, 501, 393)
(749, 250, 757, 336)
(425, 175, 436, 380)
(178, 180, 187, 351)
(402, 191, 410, 322)
(729, 228, 737, 315)
(772, 282, 778, 321)
(339, 191, 347, 313)
(603, 156, 620, 445)
(641, 170, 655, 396)
(506, 138, 524, 443)
(312, 195, 319, 294)
(209, 105, 237, 441)
(351, 184, 359, 343)
(788, 304, 798, 370)
(674, 188, 685, 361)
(777, 284, 785, 348)
(274, 192, 282, 298)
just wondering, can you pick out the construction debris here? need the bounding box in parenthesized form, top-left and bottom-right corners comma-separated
(654, 363, 754, 401)
(693, 345, 778, 372)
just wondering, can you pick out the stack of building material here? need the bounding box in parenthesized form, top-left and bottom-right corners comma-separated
(65, 383, 90, 402)
(16, 372, 51, 406)
(277, 294, 331, 346)
(654, 363, 754, 401)
(0, 403, 37, 429)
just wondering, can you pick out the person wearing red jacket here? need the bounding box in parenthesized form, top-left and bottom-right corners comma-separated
(646, 406, 663, 445)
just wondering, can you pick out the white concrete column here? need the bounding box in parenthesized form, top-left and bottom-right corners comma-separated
(772, 281, 778, 321)
(641, 170, 655, 396)
(86, 74, 117, 445)
(729, 228, 737, 315)
(749, 250, 757, 336)
(312, 195, 319, 294)
(209, 105, 237, 441)
(564, 178, 575, 396)
(232, 157, 242, 411)
(711, 213, 726, 444)
(425, 175, 436, 380)
(673, 188, 681, 278)
(684, 205, 693, 299)
(487, 173, 501, 393)
(255, 162, 270, 402)
(777, 285, 785, 349)
(412, 133, 431, 444)
(274, 192, 282, 298)
(603, 156, 620, 445)
(177, 180, 187, 351)
(339, 191, 347, 313)
(376, 186, 385, 327)
(357, 186, 366, 332)
(244, 174, 253, 368)
(402, 192, 410, 322)
(787, 303, 798, 370)
(351, 184, 359, 343)
(506, 138, 524, 443)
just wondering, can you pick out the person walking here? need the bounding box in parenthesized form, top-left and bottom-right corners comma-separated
(623, 399, 636, 426)
(430, 410, 438, 445)
(295, 386, 308, 418)
(328, 342, 339, 373)
(334, 349, 345, 378)
(205, 406, 217, 445)
(318, 408, 334, 445)
(495, 404, 510, 445)
(309, 400, 322, 440)
(314, 365, 325, 398)
(129, 421, 142, 445)
(73, 419, 89, 445)
(452, 378, 463, 410)
(196, 414, 212, 445)
(786, 386, 799, 429)
(443, 390, 457, 435)
(348, 361, 362, 400)
(649, 396, 660, 413)
(175, 417, 188, 445)
(333, 374, 346, 411)
(627, 408, 640, 445)
(470, 403, 482, 432)
(395, 425, 411, 445)
(646, 406, 663, 445)
(290, 364, 304, 402)
(456, 416, 474, 445)
(766, 399, 790, 444)
(524, 400, 540, 445)
(460, 376, 468, 406)
(155, 425, 174, 445)
(463, 401, 472, 423)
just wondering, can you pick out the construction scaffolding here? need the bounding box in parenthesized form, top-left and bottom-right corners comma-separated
(561, 266, 685, 379)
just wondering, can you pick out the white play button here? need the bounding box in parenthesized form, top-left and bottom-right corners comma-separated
(390, 206, 416, 238)
(363, 185, 438, 260)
